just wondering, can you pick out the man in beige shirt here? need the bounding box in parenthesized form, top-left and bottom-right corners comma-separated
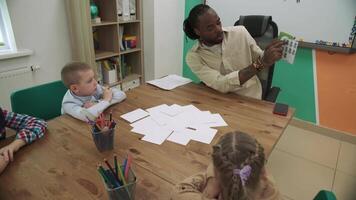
(183, 4, 284, 99)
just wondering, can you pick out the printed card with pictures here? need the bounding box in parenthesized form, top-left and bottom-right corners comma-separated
(278, 32, 298, 64)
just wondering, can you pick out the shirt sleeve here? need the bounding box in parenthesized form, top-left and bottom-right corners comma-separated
(3, 109, 47, 144)
(109, 86, 127, 104)
(85, 85, 126, 117)
(241, 26, 263, 61)
(172, 171, 218, 200)
(186, 52, 242, 94)
(62, 98, 112, 122)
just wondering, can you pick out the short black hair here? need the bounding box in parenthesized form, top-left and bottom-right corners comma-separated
(183, 4, 211, 40)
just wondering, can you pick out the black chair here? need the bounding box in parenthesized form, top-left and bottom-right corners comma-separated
(235, 15, 280, 102)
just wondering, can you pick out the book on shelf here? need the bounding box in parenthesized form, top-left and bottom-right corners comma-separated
(119, 25, 125, 51)
(123, 35, 137, 49)
(96, 61, 103, 84)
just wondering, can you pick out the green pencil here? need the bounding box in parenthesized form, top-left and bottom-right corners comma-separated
(97, 165, 111, 187)
(118, 165, 127, 185)
(114, 155, 119, 180)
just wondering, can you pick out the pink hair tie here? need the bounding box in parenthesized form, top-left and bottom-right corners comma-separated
(233, 165, 252, 186)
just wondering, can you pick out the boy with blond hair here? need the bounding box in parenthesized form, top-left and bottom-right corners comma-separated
(61, 62, 126, 121)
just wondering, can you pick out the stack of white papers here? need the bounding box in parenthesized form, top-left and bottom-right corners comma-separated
(121, 104, 228, 145)
(146, 74, 192, 90)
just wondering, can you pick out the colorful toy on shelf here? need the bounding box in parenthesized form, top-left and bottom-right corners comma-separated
(90, 0, 101, 23)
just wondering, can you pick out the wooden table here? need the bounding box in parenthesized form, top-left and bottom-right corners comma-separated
(0, 83, 294, 199)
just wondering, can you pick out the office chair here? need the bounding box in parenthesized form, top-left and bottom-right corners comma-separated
(313, 190, 337, 200)
(235, 15, 280, 102)
(11, 80, 67, 120)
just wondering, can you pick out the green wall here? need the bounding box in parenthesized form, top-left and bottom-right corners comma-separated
(182, 0, 202, 83)
(272, 48, 316, 123)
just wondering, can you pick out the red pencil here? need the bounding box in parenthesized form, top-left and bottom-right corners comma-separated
(104, 159, 119, 182)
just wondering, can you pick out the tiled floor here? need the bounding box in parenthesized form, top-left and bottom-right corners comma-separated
(266, 124, 356, 200)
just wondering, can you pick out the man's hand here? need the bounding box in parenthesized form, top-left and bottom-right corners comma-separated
(203, 177, 221, 198)
(262, 40, 285, 67)
(0, 155, 9, 174)
(0, 139, 26, 162)
(102, 87, 113, 102)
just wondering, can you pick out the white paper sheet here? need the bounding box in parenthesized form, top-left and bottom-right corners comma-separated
(146, 74, 192, 90)
(166, 129, 193, 145)
(160, 104, 184, 117)
(130, 116, 158, 128)
(146, 104, 170, 114)
(127, 104, 228, 145)
(121, 108, 149, 123)
(141, 127, 173, 145)
(204, 114, 228, 127)
(189, 127, 218, 144)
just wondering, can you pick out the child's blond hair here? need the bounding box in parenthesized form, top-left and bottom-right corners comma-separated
(212, 131, 265, 199)
(61, 62, 92, 88)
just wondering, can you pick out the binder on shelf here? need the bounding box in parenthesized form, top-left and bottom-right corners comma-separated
(116, 56, 123, 81)
(102, 60, 118, 85)
(129, 0, 136, 20)
(109, 57, 123, 82)
(120, 55, 127, 79)
(122, 0, 130, 21)
(117, 0, 123, 21)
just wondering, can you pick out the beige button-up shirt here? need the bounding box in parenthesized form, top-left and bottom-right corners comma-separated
(186, 26, 263, 99)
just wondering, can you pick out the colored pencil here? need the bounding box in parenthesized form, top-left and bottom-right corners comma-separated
(104, 159, 119, 182)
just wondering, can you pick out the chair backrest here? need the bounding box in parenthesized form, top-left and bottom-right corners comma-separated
(234, 15, 278, 100)
(313, 190, 337, 200)
(10, 80, 67, 120)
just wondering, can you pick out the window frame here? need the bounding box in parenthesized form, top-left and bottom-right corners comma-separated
(0, 0, 17, 53)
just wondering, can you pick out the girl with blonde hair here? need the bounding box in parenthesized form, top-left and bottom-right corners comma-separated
(173, 131, 281, 200)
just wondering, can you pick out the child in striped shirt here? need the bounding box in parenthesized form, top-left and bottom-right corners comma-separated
(0, 107, 47, 174)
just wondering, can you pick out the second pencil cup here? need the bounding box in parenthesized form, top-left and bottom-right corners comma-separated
(104, 168, 137, 200)
(91, 128, 115, 152)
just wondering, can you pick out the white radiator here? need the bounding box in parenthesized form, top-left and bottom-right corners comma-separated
(0, 65, 40, 79)
(0, 65, 40, 110)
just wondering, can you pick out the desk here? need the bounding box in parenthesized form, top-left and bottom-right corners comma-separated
(0, 83, 294, 199)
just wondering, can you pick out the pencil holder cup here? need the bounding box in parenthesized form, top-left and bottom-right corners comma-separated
(103, 167, 137, 200)
(91, 128, 115, 152)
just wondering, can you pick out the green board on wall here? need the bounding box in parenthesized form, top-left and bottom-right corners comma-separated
(182, 0, 202, 83)
(272, 48, 316, 123)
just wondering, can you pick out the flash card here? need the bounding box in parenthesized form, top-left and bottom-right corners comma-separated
(278, 32, 298, 64)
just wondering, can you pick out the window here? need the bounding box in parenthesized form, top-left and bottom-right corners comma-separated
(0, 0, 16, 53)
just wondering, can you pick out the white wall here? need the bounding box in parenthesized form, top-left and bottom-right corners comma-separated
(207, 0, 356, 43)
(0, 0, 71, 110)
(143, 0, 155, 81)
(143, 0, 185, 81)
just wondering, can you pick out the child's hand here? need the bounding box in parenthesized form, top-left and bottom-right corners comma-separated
(0, 139, 26, 162)
(0, 155, 9, 174)
(102, 87, 113, 102)
(83, 101, 96, 108)
(203, 177, 221, 198)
